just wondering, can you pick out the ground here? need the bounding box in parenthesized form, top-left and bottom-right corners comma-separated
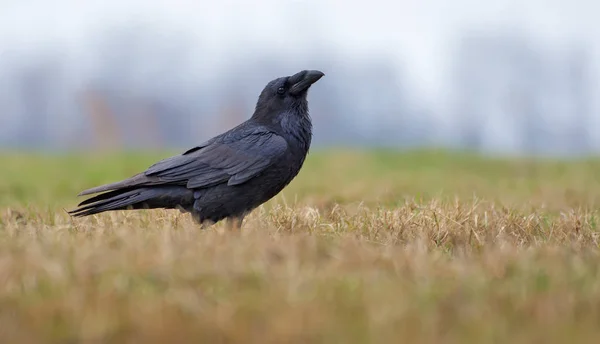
(1, 149, 600, 343)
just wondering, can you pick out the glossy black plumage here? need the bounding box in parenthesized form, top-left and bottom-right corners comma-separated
(69, 70, 324, 228)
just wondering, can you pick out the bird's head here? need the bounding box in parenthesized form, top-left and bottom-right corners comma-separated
(252, 70, 324, 121)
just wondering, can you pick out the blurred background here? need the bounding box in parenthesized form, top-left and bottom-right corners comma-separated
(0, 0, 598, 157)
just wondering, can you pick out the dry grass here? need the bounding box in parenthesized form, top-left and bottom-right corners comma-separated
(1, 149, 600, 343)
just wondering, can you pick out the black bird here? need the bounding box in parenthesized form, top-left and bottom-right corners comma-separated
(69, 70, 324, 229)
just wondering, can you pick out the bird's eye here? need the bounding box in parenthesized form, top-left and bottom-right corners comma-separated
(277, 87, 285, 95)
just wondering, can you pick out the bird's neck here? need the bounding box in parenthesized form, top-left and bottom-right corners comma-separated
(280, 111, 312, 152)
(252, 101, 313, 153)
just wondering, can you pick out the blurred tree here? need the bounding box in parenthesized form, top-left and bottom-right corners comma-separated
(80, 88, 122, 151)
(13, 53, 66, 149)
(451, 31, 592, 155)
(565, 46, 592, 154)
(88, 24, 200, 149)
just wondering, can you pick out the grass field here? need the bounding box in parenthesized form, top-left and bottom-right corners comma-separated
(2, 149, 600, 343)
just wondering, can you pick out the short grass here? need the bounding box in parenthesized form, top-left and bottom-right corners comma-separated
(1, 149, 600, 343)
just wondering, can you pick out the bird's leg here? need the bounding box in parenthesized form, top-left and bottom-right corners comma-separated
(226, 215, 245, 231)
(191, 212, 213, 230)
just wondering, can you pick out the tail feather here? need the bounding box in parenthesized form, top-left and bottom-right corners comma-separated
(69, 186, 194, 218)
(77, 173, 154, 196)
(77, 187, 137, 207)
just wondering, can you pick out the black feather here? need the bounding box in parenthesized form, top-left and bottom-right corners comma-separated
(69, 70, 324, 228)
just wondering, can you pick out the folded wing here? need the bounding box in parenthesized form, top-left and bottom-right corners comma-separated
(147, 129, 288, 188)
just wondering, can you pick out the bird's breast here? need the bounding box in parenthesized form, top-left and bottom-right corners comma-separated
(280, 115, 312, 152)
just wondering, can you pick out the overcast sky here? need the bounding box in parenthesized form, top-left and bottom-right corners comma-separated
(0, 0, 598, 153)
(1, 0, 598, 100)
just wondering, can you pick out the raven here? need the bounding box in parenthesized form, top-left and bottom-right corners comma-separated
(69, 70, 324, 229)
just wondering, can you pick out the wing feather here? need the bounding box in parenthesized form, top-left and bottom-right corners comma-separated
(145, 128, 287, 189)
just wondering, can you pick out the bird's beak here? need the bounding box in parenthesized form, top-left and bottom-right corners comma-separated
(289, 70, 325, 96)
